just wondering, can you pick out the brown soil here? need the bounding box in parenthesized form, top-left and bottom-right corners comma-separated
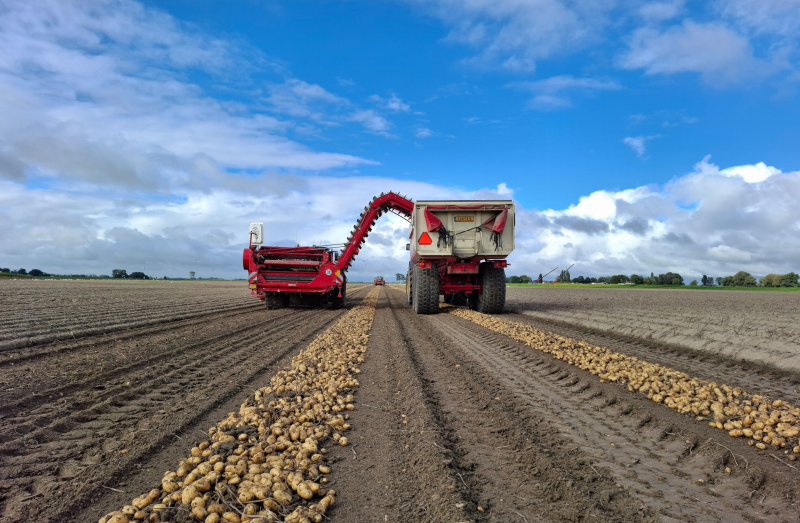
(2, 282, 800, 523)
(0, 282, 370, 523)
(506, 287, 800, 372)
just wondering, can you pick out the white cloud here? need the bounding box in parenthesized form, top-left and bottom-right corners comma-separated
(348, 110, 394, 137)
(619, 21, 764, 84)
(370, 94, 410, 112)
(638, 0, 685, 22)
(404, 0, 615, 73)
(718, 0, 800, 38)
(415, 127, 434, 138)
(509, 75, 622, 110)
(720, 161, 781, 183)
(512, 157, 800, 281)
(264, 79, 349, 120)
(623, 135, 660, 157)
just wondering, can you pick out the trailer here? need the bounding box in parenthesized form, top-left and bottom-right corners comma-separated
(405, 199, 514, 314)
(373, 276, 385, 286)
(243, 191, 514, 313)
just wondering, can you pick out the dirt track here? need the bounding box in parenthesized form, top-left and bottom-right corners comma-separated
(2, 283, 800, 522)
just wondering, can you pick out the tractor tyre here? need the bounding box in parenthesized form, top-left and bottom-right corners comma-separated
(265, 292, 287, 310)
(330, 280, 346, 309)
(477, 264, 506, 314)
(412, 265, 440, 314)
(443, 293, 453, 305)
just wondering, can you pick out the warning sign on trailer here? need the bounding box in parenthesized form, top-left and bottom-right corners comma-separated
(454, 216, 474, 222)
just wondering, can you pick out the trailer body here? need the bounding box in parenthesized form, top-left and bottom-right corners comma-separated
(405, 200, 514, 314)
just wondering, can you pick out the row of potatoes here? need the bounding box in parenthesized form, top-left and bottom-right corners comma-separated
(449, 307, 800, 457)
(100, 288, 380, 523)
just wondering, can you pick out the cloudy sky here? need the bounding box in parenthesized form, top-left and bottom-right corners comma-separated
(0, 0, 798, 281)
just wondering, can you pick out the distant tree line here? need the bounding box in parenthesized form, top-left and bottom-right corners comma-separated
(506, 269, 798, 288)
(1, 267, 156, 279)
(1, 268, 50, 277)
(112, 269, 151, 279)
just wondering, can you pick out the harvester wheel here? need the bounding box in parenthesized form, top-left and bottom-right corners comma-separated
(477, 264, 506, 314)
(412, 265, 439, 314)
(331, 281, 347, 309)
(265, 292, 287, 310)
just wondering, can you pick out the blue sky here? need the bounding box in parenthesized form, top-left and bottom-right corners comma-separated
(0, 0, 799, 281)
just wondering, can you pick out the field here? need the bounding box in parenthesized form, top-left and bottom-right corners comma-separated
(2, 281, 800, 523)
(506, 286, 800, 372)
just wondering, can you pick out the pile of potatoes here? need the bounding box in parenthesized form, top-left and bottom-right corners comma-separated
(99, 288, 380, 523)
(449, 307, 800, 456)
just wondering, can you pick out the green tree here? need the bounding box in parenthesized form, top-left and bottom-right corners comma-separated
(16, 268, 26, 275)
(701, 275, 708, 286)
(565, 270, 571, 282)
(520, 275, 533, 284)
(779, 272, 799, 287)
(129, 271, 149, 279)
(506, 275, 522, 283)
(29, 269, 46, 277)
(396, 273, 406, 282)
(112, 269, 128, 279)
(0, 268, 9, 273)
(690, 280, 698, 286)
(630, 274, 644, 285)
(537, 273, 543, 282)
(733, 271, 756, 287)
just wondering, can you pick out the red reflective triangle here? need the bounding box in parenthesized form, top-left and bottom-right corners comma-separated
(418, 231, 432, 245)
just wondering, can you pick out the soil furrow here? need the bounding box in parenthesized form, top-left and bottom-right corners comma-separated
(434, 308, 800, 522)
(0, 288, 369, 523)
(0, 308, 300, 417)
(0, 306, 268, 368)
(502, 311, 800, 408)
(351, 288, 653, 522)
(0, 301, 259, 352)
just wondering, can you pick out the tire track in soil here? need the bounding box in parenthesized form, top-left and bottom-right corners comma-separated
(325, 288, 471, 523)
(337, 288, 651, 523)
(503, 311, 800, 409)
(0, 287, 370, 523)
(433, 309, 800, 523)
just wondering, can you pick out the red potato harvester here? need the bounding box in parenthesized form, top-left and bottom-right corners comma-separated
(244, 192, 514, 314)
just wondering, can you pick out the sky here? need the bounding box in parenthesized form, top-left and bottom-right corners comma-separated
(0, 0, 798, 281)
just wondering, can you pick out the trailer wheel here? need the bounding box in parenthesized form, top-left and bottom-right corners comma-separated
(477, 264, 506, 314)
(265, 292, 287, 310)
(331, 280, 347, 309)
(413, 265, 440, 314)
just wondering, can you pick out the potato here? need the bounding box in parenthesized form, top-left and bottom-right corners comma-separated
(205, 514, 220, 523)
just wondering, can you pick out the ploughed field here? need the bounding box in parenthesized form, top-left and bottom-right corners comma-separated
(1, 281, 800, 523)
(507, 286, 800, 373)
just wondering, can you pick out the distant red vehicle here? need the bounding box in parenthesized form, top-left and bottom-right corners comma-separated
(373, 276, 385, 286)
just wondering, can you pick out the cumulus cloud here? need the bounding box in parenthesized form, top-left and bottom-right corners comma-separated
(508, 75, 622, 110)
(512, 157, 800, 282)
(619, 21, 765, 84)
(0, 0, 378, 192)
(623, 135, 660, 157)
(415, 127, 434, 138)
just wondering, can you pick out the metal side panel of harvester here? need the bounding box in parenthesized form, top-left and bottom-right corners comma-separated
(405, 200, 515, 315)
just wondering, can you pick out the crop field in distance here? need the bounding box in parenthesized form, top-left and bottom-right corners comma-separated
(1, 280, 800, 523)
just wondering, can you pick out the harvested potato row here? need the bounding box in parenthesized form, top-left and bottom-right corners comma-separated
(99, 288, 380, 523)
(448, 306, 800, 456)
